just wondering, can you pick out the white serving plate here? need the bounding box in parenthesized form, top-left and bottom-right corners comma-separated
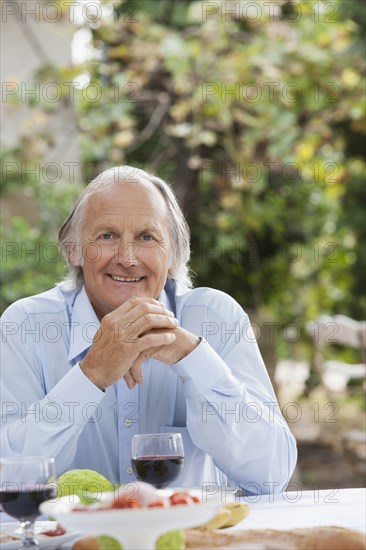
(41, 488, 231, 550)
(0, 521, 80, 550)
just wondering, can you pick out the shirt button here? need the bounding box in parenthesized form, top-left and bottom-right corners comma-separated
(126, 466, 133, 474)
(124, 419, 133, 427)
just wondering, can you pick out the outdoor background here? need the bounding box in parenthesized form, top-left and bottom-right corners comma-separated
(1, 0, 365, 490)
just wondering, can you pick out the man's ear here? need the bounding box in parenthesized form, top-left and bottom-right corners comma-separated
(168, 250, 175, 273)
(167, 257, 175, 278)
(67, 242, 83, 266)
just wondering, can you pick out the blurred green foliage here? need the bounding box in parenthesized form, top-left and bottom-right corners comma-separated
(1, 0, 365, 358)
(1, 170, 80, 310)
(79, 0, 365, 322)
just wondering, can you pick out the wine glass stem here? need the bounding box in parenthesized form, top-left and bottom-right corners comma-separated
(20, 521, 39, 548)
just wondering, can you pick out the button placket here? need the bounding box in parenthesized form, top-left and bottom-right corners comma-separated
(117, 383, 139, 483)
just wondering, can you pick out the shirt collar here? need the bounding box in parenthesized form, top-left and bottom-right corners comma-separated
(157, 280, 176, 315)
(68, 286, 100, 363)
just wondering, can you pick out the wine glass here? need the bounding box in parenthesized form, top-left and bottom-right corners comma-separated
(0, 456, 57, 549)
(131, 433, 184, 489)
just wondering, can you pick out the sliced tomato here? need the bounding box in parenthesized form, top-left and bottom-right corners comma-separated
(42, 524, 66, 536)
(147, 501, 166, 508)
(111, 496, 142, 509)
(169, 492, 194, 506)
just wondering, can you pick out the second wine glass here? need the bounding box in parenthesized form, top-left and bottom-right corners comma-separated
(0, 456, 57, 549)
(131, 433, 184, 489)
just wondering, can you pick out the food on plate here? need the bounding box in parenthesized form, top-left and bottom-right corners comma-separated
(169, 492, 200, 506)
(200, 507, 231, 530)
(201, 501, 250, 530)
(57, 469, 114, 501)
(111, 481, 167, 509)
(70, 484, 194, 549)
(156, 530, 185, 550)
(41, 523, 67, 536)
(0, 532, 20, 543)
(72, 483, 201, 511)
(0, 523, 67, 544)
(218, 502, 250, 528)
(72, 535, 121, 550)
(72, 535, 115, 550)
(185, 525, 366, 549)
(72, 531, 185, 550)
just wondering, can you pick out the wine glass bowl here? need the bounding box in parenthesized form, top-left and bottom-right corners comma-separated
(0, 457, 57, 549)
(131, 433, 184, 489)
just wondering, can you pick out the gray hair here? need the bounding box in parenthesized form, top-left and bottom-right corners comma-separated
(58, 166, 192, 289)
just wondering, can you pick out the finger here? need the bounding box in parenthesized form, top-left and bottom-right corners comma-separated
(129, 302, 175, 323)
(114, 315, 178, 346)
(138, 330, 176, 352)
(134, 313, 179, 337)
(130, 356, 144, 384)
(115, 296, 172, 317)
(124, 370, 137, 390)
(109, 301, 175, 330)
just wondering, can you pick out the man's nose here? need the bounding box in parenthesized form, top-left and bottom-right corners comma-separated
(114, 241, 138, 266)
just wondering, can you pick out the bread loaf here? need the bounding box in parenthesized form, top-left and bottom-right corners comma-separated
(185, 526, 366, 549)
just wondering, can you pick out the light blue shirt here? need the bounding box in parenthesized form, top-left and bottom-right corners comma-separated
(0, 281, 297, 493)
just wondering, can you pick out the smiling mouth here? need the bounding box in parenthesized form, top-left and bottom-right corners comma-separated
(109, 275, 144, 282)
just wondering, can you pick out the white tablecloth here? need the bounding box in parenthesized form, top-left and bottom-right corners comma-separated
(1, 487, 365, 548)
(236, 487, 366, 533)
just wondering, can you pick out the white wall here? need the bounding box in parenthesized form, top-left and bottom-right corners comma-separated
(1, 0, 81, 217)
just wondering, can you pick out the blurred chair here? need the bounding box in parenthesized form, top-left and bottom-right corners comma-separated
(306, 315, 366, 394)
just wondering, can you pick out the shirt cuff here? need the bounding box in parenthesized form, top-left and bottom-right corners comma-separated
(45, 363, 105, 428)
(170, 338, 238, 396)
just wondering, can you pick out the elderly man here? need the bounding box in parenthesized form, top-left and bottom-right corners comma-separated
(1, 166, 297, 493)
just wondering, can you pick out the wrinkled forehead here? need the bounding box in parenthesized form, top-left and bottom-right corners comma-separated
(82, 178, 169, 229)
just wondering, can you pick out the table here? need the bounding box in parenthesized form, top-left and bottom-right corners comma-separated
(235, 487, 365, 533)
(1, 488, 365, 549)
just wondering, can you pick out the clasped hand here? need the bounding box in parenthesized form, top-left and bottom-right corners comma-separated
(80, 296, 200, 390)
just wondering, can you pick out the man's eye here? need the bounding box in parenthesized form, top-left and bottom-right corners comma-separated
(100, 233, 113, 240)
(141, 234, 154, 241)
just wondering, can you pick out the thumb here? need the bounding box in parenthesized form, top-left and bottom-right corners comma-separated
(129, 355, 145, 384)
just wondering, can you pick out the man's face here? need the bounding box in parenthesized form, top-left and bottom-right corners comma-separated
(78, 180, 173, 319)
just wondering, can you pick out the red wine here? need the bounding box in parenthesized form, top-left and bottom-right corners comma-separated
(0, 486, 57, 521)
(131, 455, 184, 488)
